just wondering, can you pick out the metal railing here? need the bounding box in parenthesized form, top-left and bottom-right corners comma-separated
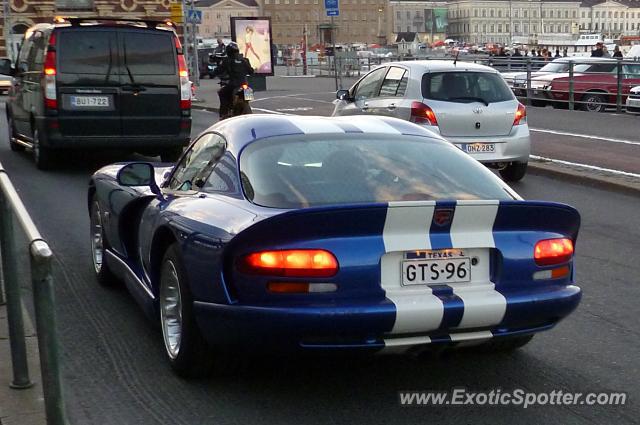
(0, 161, 68, 425)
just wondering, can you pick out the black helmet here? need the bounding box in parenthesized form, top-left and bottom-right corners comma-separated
(226, 42, 239, 56)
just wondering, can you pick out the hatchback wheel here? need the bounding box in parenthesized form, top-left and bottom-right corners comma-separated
(160, 244, 215, 378)
(499, 161, 528, 182)
(7, 114, 25, 152)
(33, 128, 54, 170)
(90, 199, 118, 286)
(581, 93, 606, 113)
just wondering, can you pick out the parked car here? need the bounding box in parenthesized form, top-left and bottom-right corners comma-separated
(88, 114, 581, 377)
(5, 17, 192, 169)
(0, 57, 11, 94)
(530, 58, 640, 112)
(626, 85, 640, 113)
(332, 60, 530, 182)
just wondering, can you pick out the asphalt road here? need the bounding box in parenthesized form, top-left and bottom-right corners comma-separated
(1, 104, 639, 424)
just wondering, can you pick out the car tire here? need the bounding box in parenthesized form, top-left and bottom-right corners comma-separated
(499, 161, 528, 182)
(33, 127, 54, 170)
(89, 199, 119, 287)
(160, 147, 183, 163)
(7, 114, 25, 152)
(159, 244, 216, 378)
(479, 334, 534, 352)
(581, 93, 606, 113)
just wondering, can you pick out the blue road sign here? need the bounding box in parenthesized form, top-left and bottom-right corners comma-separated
(186, 9, 202, 24)
(326, 9, 339, 16)
(324, 0, 338, 9)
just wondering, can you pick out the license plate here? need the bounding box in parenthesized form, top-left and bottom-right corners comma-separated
(243, 88, 254, 101)
(629, 98, 640, 107)
(71, 96, 110, 107)
(402, 258, 471, 285)
(466, 143, 495, 153)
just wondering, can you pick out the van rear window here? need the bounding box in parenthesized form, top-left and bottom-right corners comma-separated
(122, 32, 176, 75)
(58, 31, 114, 75)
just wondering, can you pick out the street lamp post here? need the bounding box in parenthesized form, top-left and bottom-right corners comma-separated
(2, 0, 14, 61)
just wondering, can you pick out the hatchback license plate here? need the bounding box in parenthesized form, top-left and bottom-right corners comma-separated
(466, 143, 495, 153)
(71, 96, 110, 108)
(402, 258, 471, 286)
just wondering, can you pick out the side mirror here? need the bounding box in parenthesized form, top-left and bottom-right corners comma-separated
(336, 89, 351, 101)
(0, 58, 12, 76)
(116, 162, 163, 198)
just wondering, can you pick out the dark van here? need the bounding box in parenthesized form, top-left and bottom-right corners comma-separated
(5, 18, 192, 169)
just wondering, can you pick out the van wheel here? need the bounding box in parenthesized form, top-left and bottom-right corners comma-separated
(499, 161, 527, 182)
(160, 147, 183, 163)
(7, 114, 25, 152)
(33, 128, 54, 170)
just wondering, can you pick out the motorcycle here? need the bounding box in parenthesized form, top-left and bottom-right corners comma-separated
(220, 83, 253, 120)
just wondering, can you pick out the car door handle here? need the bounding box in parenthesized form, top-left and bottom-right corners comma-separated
(361, 102, 370, 111)
(387, 103, 397, 110)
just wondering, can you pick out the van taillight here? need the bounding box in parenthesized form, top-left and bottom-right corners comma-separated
(175, 37, 191, 110)
(410, 101, 438, 126)
(44, 33, 57, 110)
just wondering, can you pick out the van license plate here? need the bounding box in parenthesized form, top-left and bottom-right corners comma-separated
(71, 96, 110, 108)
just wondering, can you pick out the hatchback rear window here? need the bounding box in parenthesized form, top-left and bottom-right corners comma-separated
(58, 31, 114, 75)
(122, 32, 176, 75)
(422, 72, 514, 104)
(240, 134, 512, 208)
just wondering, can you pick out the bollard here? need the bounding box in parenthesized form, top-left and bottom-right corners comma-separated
(0, 193, 33, 389)
(616, 61, 623, 113)
(526, 59, 532, 107)
(30, 240, 68, 425)
(568, 62, 574, 111)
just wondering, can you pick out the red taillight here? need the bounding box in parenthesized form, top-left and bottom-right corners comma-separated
(513, 103, 526, 126)
(175, 36, 191, 109)
(238, 249, 339, 278)
(534, 238, 574, 266)
(241, 83, 248, 90)
(43, 32, 57, 109)
(410, 101, 438, 126)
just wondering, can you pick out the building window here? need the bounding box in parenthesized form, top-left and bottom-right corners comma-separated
(396, 11, 400, 19)
(498, 24, 502, 32)
(406, 11, 410, 19)
(573, 10, 577, 18)
(523, 10, 527, 18)
(474, 9, 478, 17)
(490, 9, 494, 18)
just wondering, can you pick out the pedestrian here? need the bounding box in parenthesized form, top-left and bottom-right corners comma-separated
(602, 45, 611, 58)
(554, 49, 561, 58)
(613, 46, 623, 58)
(563, 48, 568, 57)
(591, 42, 605, 57)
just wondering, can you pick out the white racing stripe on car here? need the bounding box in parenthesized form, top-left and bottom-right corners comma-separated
(450, 201, 507, 329)
(350, 118, 403, 135)
(382, 335, 431, 354)
(382, 202, 444, 335)
(288, 117, 345, 134)
(449, 330, 494, 342)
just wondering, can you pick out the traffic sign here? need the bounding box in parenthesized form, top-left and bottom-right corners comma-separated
(324, 0, 339, 16)
(186, 9, 202, 24)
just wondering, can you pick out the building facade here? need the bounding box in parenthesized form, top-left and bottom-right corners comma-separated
(388, 0, 448, 44)
(262, 0, 387, 46)
(1, 0, 173, 59)
(579, 0, 640, 38)
(197, 0, 260, 39)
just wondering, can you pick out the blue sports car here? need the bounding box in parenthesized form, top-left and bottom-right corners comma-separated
(88, 114, 581, 377)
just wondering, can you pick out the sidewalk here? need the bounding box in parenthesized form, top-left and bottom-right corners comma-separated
(0, 302, 46, 425)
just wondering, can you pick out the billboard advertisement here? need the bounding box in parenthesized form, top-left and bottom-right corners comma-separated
(231, 17, 274, 75)
(424, 8, 448, 33)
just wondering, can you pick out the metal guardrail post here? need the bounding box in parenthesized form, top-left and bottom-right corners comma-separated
(0, 192, 33, 390)
(568, 62, 575, 111)
(30, 240, 68, 425)
(526, 58, 532, 106)
(616, 61, 623, 113)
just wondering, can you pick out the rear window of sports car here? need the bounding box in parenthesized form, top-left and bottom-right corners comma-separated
(239, 134, 513, 208)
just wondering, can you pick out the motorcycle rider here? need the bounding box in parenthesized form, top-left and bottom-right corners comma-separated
(214, 42, 254, 118)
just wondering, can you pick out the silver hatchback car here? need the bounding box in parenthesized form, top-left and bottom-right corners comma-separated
(332, 61, 531, 181)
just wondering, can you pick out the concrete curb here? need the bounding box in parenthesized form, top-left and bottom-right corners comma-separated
(190, 105, 640, 197)
(528, 160, 640, 196)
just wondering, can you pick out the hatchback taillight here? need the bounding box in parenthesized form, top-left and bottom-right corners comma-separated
(513, 103, 526, 126)
(175, 37, 191, 110)
(410, 101, 438, 126)
(43, 32, 57, 110)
